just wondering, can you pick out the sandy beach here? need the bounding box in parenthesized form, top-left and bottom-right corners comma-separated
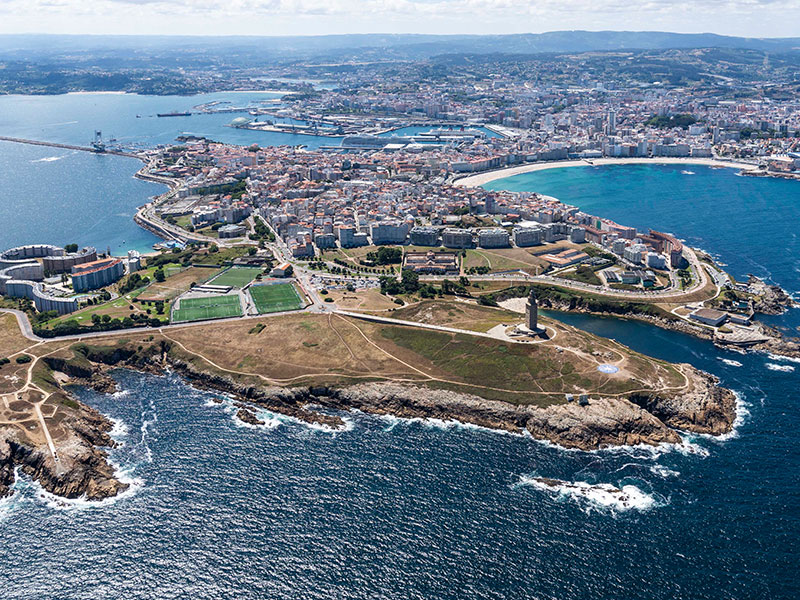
(454, 157, 759, 187)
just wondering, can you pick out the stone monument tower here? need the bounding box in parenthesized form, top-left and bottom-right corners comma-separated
(525, 288, 538, 332)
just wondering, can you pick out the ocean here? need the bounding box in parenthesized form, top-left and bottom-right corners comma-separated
(0, 92, 341, 253)
(0, 115, 798, 597)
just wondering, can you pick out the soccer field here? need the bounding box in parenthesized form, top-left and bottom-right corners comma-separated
(209, 267, 263, 289)
(172, 294, 243, 322)
(249, 283, 304, 314)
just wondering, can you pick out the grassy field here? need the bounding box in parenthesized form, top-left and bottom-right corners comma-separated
(139, 266, 223, 302)
(30, 294, 692, 413)
(192, 246, 254, 266)
(464, 248, 548, 274)
(210, 266, 263, 289)
(386, 300, 521, 332)
(557, 265, 603, 286)
(152, 311, 686, 405)
(250, 283, 304, 314)
(172, 294, 243, 322)
(327, 288, 398, 311)
(43, 296, 151, 328)
(0, 313, 32, 358)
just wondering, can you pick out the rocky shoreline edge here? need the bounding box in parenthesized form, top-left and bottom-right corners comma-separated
(0, 398, 128, 502)
(529, 295, 800, 360)
(0, 344, 738, 503)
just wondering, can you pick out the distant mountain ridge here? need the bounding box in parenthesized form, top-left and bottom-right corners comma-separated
(1, 31, 799, 61)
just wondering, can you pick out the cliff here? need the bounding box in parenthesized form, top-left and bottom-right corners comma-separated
(0, 401, 128, 500)
(163, 356, 734, 451)
(3, 334, 737, 505)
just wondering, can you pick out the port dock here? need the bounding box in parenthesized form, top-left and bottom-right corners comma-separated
(0, 136, 139, 158)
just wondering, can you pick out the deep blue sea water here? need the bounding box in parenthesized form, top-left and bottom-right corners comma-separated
(485, 163, 800, 332)
(0, 140, 164, 253)
(0, 92, 340, 149)
(0, 124, 799, 597)
(0, 92, 341, 253)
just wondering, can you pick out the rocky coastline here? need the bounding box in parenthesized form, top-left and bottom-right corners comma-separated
(3, 336, 739, 502)
(0, 399, 128, 501)
(116, 349, 736, 452)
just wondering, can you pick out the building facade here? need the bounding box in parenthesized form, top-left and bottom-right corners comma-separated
(71, 258, 124, 293)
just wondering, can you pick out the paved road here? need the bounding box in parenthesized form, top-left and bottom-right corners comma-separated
(1, 309, 41, 341)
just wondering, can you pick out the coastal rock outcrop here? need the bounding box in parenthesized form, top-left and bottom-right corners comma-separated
(748, 275, 797, 315)
(628, 368, 737, 435)
(0, 402, 128, 501)
(526, 397, 681, 450)
(236, 408, 265, 426)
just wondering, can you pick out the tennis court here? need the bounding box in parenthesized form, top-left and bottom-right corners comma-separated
(249, 283, 304, 314)
(172, 294, 243, 322)
(209, 266, 263, 289)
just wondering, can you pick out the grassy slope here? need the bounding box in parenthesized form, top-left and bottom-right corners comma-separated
(49, 306, 687, 408)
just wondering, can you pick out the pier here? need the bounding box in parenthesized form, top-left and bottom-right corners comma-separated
(0, 135, 139, 159)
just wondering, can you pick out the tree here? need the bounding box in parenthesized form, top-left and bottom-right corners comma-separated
(154, 269, 166, 283)
(401, 269, 420, 293)
(91, 314, 101, 325)
(478, 295, 498, 307)
(101, 314, 111, 323)
(64, 243, 78, 254)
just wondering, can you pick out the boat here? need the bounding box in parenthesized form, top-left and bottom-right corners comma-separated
(157, 111, 192, 118)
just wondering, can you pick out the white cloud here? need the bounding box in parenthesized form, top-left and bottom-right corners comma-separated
(1, 0, 800, 36)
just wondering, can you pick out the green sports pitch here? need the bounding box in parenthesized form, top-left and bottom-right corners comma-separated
(209, 266, 263, 289)
(249, 283, 304, 314)
(172, 294, 243, 322)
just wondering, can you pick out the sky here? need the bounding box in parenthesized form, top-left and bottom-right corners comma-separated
(0, 0, 799, 38)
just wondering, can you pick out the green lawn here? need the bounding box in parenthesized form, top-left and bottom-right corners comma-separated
(250, 283, 304, 314)
(209, 266, 263, 289)
(172, 294, 243, 322)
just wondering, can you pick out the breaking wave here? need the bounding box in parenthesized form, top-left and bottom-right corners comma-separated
(766, 363, 795, 372)
(207, 395, 353, 434)
(517, 476, 659, 513)
(377, 413, 522, 437)
(767, 353, 800, 365)
(649, 465, 680, 478)
(20, 460, 144, 512)
(108, 417, 129, 447)
(718, 358, 743, 367)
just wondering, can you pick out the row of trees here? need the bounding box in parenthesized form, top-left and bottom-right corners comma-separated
(34, 316, 166, 338)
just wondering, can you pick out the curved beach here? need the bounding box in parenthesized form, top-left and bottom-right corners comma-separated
(454, 157, 759, 187)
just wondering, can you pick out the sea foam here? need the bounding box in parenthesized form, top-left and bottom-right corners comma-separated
(376, 413, 522, 437)
(518, 476, 658, 513)
(28, 460, 144, 512)
(718, 358, 743, 367)
(31, 155, 68, 163)
(767, 353, 800, 365)
(766, 363, 795, 372)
